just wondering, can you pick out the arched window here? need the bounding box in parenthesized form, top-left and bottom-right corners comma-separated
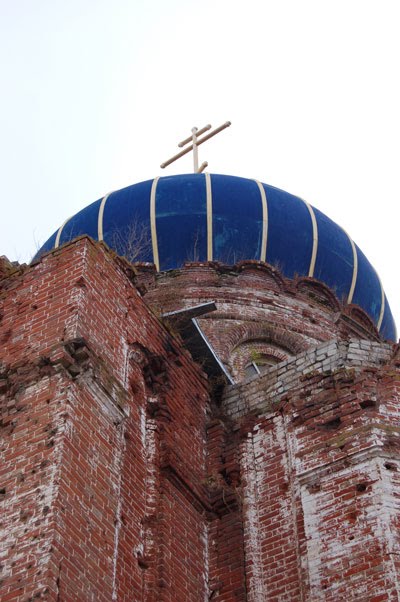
(244, 354, 280, 378)
(230, 340, 291, 381)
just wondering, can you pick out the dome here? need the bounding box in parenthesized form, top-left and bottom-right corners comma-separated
(35, 173, 396, 341)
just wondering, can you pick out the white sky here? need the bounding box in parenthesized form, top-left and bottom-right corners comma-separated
(1, 0, 399, 334)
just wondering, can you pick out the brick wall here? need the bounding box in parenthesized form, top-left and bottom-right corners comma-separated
(0, 239, 211, 601)
(140, 261, 382, 383)
(2, 244, 400, 601)
(223, 340, 400, 600)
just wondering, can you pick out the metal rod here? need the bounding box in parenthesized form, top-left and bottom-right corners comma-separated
(160, 121, 231, 169)
(178, 124, 211, 148)
(197, 120, 231, 144)
(197, 161, 208, 173)
(192, 127, 199, 172)
(160, 143, 195, 169)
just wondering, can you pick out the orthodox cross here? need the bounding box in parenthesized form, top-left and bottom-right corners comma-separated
(160, 121, 231, 173)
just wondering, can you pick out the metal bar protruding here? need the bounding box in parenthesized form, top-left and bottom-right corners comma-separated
(197, 161, 208, 173)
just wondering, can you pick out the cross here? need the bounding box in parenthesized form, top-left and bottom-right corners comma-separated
(160, 121, 231, 173)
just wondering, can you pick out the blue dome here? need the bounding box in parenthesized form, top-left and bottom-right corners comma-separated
(36, 173, 396, 341)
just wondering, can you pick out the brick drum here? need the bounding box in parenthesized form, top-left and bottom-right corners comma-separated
(1, 237, 400, 601)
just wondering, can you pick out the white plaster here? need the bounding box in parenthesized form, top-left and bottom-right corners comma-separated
(140, 405, 146, 450)
(241, 432, 266, 601)
(111, 423, 126, 601)
(301, 486, 324, 600)
(202, 522, 210, 602)
(0, 377, 68, 584)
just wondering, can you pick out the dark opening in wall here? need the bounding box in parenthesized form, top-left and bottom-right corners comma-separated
(323, 417, 341, 430)
(360, 399, 376, 410)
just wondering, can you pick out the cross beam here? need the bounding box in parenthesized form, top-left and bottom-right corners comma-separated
(160, 121, 231, 172)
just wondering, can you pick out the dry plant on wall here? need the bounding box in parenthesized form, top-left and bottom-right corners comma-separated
(249, 348, 264, 364)
(111, 220, 152, 265)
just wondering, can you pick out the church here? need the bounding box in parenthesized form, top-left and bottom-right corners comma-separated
(1, 143, 400, 600)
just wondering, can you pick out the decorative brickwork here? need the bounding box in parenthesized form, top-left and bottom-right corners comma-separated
(140, 260, 384, 382)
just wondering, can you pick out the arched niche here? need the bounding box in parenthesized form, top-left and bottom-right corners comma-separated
(294, 277, 341, 312)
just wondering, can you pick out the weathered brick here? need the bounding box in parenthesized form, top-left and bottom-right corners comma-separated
(2, 238, 400, 601)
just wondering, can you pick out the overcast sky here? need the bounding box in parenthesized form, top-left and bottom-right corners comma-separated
(1, 0, 399, 333)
